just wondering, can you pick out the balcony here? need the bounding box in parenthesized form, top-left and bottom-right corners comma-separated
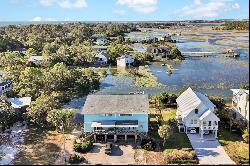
(93, 128, 138, 135)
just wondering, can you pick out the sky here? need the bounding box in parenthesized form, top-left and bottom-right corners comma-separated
(0, 0, 249, 21)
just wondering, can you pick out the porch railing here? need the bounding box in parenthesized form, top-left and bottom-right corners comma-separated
(200, 125, 218, 130)
(93, 129, 138, 135)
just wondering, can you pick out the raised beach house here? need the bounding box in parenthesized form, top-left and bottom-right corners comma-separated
(82, 94, 149, 143)
(176, 87, 220, 138)
(230, 89, 249, 126)
(116, 55, 134, 67)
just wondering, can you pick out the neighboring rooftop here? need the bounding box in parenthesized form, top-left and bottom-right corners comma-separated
(231, 89, 249, 95)
(82, 94, 149, 114)
(7, 97, 31, 109)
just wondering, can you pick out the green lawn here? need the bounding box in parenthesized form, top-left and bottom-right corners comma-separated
(163, 127, 193, 153)
(148, 109, 193, 153)
(148, 109, 197, 164)
(218, 128, 249, 165)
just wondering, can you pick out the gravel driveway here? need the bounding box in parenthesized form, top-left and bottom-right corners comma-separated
(187, 134, 236, 165)
(85, 143, 136, 165)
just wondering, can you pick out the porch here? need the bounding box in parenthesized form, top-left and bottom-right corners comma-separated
(91, 120, 146, 143)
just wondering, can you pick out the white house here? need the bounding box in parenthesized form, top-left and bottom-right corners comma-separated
(0, 81, 12, 97)
(176, 87, 220, 138)
(94, 52, 109, 64)
(117, 55, 134, 67)
(96, 37, 108, 46)
(231, 89, 249, 125)
(28, 56, 44, 65)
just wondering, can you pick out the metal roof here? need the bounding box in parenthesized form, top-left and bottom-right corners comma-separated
(176, 87, 215, 115)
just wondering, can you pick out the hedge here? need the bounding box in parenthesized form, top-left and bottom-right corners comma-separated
(73, 140, 93, 153)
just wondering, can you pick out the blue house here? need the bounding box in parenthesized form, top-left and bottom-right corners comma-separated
(82, 94, 149, 143)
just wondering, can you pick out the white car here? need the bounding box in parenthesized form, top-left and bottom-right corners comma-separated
(203, 130, 210, 135)
(190, 129, 197, 134)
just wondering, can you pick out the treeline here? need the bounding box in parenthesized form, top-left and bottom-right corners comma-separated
(0, 51, 105, 126)
(222, 21, 249, 30)
(137, 22, 186, 29)
(0, 23, 137, 52)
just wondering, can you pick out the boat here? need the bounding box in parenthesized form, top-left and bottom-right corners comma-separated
(161, 63, 166, 66)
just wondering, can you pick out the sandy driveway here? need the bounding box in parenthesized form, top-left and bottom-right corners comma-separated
(85, 143, 136, 165)
(187, 134, 235, 165)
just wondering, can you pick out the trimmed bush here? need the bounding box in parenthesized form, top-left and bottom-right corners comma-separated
(73, 140, 93, 153)
(68, 154, 84, 164)
(141, 138, 156, 151)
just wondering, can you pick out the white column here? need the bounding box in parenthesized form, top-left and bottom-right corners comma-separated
(125, 134, 127, 143)
(201, 130, 203, 139)
(114, 135, 117, 143)
(105, 135, 107, 142)
(94, 135, 97, 143)
(215, 130, 218, 138)
(135, 134, 137, 144)
(185, 126, 188, 134)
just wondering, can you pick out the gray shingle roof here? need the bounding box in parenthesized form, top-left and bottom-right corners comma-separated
(82, 95, 149, 114)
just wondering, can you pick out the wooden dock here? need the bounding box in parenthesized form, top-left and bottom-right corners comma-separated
(182, 51, 240, 58)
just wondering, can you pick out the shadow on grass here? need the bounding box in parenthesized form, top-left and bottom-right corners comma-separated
(218, 128, 243, 142)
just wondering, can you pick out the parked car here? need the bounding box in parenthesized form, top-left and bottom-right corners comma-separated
(203, 130, 210, 135)
(190, 128, 197, 134)
(105, 142, 113, 155)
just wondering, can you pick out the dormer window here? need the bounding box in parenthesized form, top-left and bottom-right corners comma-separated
(195, 109, 198, 114)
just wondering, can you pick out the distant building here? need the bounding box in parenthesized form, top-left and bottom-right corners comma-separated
(116, 55, 134, 67)
(231, 89, 249, 126)
(0, 81, 12, 97)
(12, 48, 27, 55)
(28, 56, 44, 65)
(94, 52, 109, 64)
(82, 94, 149, 143)
(176, 87, 220, 138)
(96, 37, 108, 46)
(7, 97, 31, 113)
(146, 46, 172, 59)
(159, 35, 176, 43)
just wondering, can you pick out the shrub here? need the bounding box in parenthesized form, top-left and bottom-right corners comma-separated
(73, 140, 93, 153)
(141, 138, 156, 151)
(68, 154, 84, 164)
(165, 149, 198, 164)
(242, 129, 249, 143)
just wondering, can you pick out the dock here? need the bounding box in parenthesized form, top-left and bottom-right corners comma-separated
(182, 51, 240, 58)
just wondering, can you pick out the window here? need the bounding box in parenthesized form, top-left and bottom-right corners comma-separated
(239, 107, 241, 113)
(119, 114, 132, 117)
(208, 121, 212, 126)
(195, 109, 198, 114)
(190, 119, 194, 124)
(203, 121, 206, 125)
(214, 121, 218, 125)
(194, 119, 197, 124)
(101, 114, 112, 117)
